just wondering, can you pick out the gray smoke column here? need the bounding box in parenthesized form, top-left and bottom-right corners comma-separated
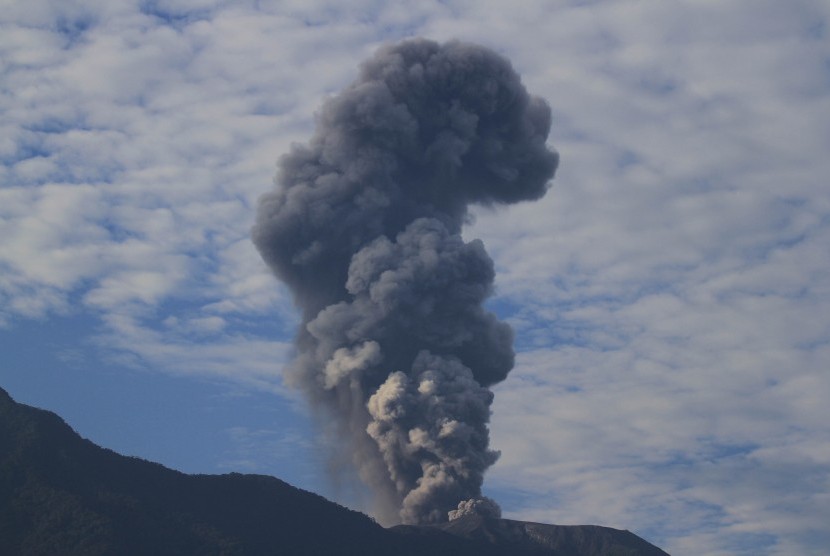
(253, 38, 558, 525)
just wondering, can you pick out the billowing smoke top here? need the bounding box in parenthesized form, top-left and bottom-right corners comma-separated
(253, 38, 558, 525)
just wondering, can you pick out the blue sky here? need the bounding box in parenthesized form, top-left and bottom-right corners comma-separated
(2, 0, 829, 554)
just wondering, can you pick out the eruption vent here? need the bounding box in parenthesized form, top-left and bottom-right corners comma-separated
(253, 38, 558, 525)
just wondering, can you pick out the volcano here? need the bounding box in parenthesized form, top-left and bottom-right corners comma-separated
(0, 386, 668, 555)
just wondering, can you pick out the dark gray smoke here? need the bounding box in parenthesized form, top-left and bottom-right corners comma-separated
(253, 38, 558, 525)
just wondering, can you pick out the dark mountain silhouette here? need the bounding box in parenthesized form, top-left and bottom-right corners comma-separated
(0, 386, 669, 555)
(397, 514, 670, 555)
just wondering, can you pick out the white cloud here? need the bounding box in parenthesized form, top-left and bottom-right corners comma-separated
(435, 1, 829, 554)
(96, 310, 292, 390)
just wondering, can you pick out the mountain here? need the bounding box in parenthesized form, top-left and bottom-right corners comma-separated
(0, 386, 669, 555)
(0, 386, 394, 555)
(397, 513, 671, 555)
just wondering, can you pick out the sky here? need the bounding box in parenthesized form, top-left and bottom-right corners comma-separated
(1, 0, 828, 554)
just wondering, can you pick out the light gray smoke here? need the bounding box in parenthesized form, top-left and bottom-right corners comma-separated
(253, 38, 558, 525)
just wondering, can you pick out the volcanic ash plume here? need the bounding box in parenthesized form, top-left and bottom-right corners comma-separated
(253, 38, 558, 525)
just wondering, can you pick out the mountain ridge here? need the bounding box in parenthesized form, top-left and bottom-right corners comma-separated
(402, 513, 670, 555)
(0, 386, 669, 555)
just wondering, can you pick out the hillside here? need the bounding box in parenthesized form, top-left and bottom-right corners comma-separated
(0, 387, 668, 555)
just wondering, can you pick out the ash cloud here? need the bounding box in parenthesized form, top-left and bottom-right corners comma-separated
(253, 38, 558, 524)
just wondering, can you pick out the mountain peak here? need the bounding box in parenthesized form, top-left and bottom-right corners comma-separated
(0, 387, 670, 555)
